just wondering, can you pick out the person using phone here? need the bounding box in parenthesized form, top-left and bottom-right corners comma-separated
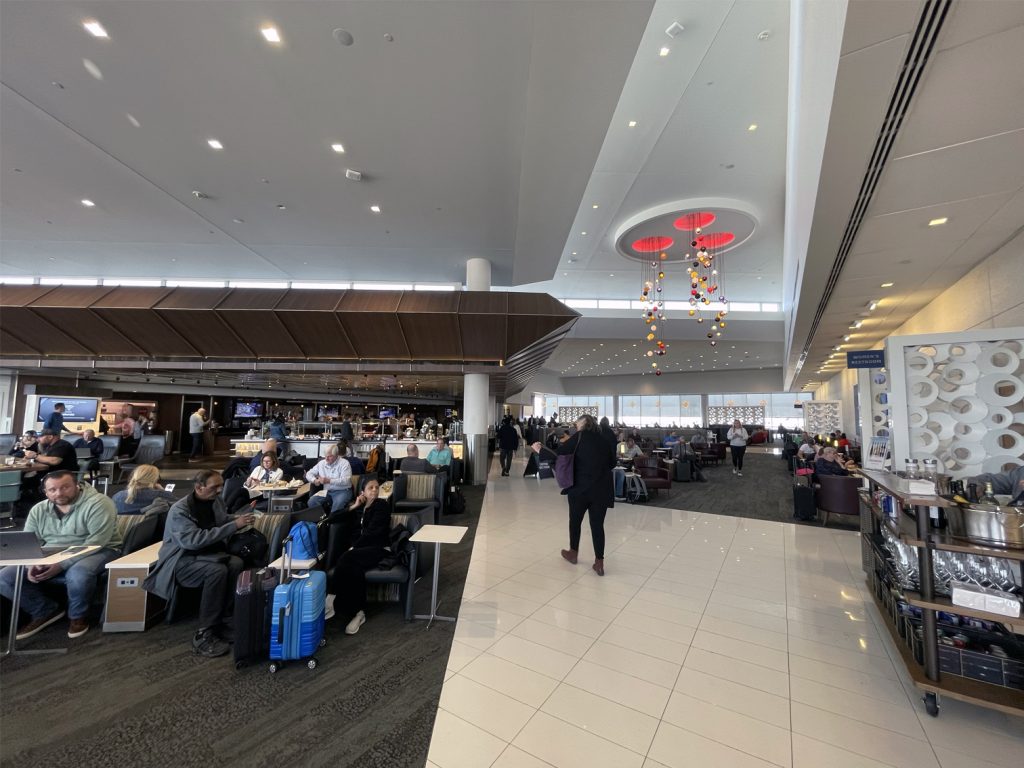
(143, 470, 255, 658)
(326, 478, 393, 635)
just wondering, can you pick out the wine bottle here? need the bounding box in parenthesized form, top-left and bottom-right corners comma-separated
(979, 481, 998, 505)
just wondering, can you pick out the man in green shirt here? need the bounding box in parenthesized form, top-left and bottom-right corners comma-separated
(0, 470, 121, 641)
(426, 437, 453, 469)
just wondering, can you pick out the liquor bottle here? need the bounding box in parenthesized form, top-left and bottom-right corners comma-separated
(928, 506, 946, 529)
(979, 481, 998, 505)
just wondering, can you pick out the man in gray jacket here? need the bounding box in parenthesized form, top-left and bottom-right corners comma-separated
(143, 470, 254, 658)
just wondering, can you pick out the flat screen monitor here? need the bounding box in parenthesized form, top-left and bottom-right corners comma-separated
(234, 401, 264, 419)
(378, 407, 396, 419)
(317, 405, 340, 420)
(37, 397, 99, 423)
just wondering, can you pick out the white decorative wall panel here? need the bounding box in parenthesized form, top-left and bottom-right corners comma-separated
(707, 405, 765, 425)
(559, 405, 599, 422)
(803, 400, 841, 435)
(886, 329, 1024, 480)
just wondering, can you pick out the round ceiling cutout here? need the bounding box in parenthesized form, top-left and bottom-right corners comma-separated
(632, 236, 674, 252)
(673, 211, 716, 231)
(617, 206, 755, 263)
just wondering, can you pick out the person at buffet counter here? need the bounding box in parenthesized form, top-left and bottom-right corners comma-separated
(0, 470, 121, 641)
(971, 466, 1024, 500)
(41, 402, 69, 435)
(815, 446, 857, 476)
(427, 437, 453, 469)
(188, 407, 212, 463)
(118, 409, 139, 457)
(8, 430, 39, 457)
(268, 413, 288, 442)
(338, 413, 355, 443)
(305, 443, 354, 512)
(400, 444, 433, 474)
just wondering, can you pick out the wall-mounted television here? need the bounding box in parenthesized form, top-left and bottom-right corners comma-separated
(234, 401, 264, 419)
(378, 407, 396, 419)
(317, 405, 340, 420)
(37, 397, 99, 423)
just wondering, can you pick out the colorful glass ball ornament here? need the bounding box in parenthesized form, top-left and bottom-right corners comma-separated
(651, 362, 658, 369)
(655, 370, 662, 376)
(646, 350, 654, 357)
(697, 317, 704, 323)
(707, 332, 713, 339)
(710, 340, 717, 347)
(688, 309, 695, 316)
(646, 332, 655, 341)
(659, 253, 667, 261)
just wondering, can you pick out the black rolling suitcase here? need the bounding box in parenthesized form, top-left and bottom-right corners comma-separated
(233, 566, 279, 669)
(792, 483, 817, 521)
(669, 458, 692, 482)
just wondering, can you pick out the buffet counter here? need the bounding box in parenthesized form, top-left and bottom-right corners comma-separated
(231, 437, 463, 461)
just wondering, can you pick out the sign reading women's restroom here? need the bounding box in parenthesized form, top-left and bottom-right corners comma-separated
(847, 350, 885, 368)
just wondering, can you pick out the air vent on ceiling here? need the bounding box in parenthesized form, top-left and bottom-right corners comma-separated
(798, 0, 953, 370)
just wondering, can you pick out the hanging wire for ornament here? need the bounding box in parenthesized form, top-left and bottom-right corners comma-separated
(685, 214, 728, 346)
(639, 252, 669, 370)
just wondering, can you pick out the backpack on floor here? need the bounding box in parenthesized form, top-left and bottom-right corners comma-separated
(625, 474, 649, 504)
(447, 487, 467, 515)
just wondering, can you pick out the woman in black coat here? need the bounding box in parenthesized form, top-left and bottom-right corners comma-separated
(535, 414, 615, 576)
(328, 477, 392, 636)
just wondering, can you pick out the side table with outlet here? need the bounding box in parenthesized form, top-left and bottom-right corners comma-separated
(102, 541, 164, 632)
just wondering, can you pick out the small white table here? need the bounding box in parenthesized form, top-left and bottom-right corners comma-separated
(1, 545, 100, 658)
(103, 542, 163, 632)
(267, 555, 318, 571)
(409, 524, 468, 627)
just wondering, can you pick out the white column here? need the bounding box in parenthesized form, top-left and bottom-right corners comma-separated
(466, 258, 492, 292)
(463, 372, 490, 484)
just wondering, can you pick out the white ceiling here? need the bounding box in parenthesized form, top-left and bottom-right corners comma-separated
(788, 0, 1024, 388)
(0, 0, 650, 285)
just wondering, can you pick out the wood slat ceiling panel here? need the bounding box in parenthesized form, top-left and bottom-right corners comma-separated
(507, 293, 565, 316)
(217, 311, 301, 358)
(91, 287, 172, 309)
(507, 316, 575, 356)
(156, 309, 252, 358)
(0, 329, 41, 356)
(338, 313, 410, 359)
(94, 309, 199, 357)
(336, 290, 404, 313)
(216, 288, 288, 310)
(459, 314, 507, 361)
(397, 292, 462, 313)
(0, 307, 93, 355)
(154, 287, 231, 310)
(398, 313, 463, 360)
(275, 312, 357, 359)
(43, 309, 146, 356)
(274, 290, 344, 311)
(27, 286, 113, 307)
(459, 292, 508, 314)
(0, 285, 58, 306)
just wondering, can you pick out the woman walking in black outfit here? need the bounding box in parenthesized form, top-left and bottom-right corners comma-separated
(536, 414, 615, 576)
(328, 478, 392, 636)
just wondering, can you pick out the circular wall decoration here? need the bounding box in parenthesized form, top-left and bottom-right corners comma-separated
(615, 205, 756, 263)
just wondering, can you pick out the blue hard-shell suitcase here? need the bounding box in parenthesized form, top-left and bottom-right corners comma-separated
(268, 540, 326, 672)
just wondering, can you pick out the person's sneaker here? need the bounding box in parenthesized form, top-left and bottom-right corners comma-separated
(345, 610, 366, 635)
(737, 471, 743, 477)
(67, 618, 90, 639)
(732, 467, 737, 474)
(324, 593, 336, 621)
(15, 609, 65, 641)
(192, 628, 230, 658)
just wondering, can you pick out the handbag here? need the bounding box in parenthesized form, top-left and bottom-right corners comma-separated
(555, 435, 580, 490)
(226, 527, 269, 567)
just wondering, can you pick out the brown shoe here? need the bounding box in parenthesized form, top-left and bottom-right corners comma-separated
(560, 549, 578, 564)
(15, 609, 66, 641)
(67, 618, 90, 639)
(592, 559, 605, 576)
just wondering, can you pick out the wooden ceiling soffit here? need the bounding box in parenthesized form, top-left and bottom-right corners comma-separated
(87, 287, 197, 357)
(273, 290, 356, 359)
(458, 291, 508, 361)
(214, 288, 300, 359)
(154, 288, 252, 358)
(396, 291, 463, 359)
(27, 286, 147, 357)
(503, 319, 577, 397)
(336, 291, 410, 360)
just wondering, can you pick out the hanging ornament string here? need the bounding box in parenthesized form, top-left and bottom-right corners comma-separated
(684, 213, 728, 346)
(639, 245, 668, 376)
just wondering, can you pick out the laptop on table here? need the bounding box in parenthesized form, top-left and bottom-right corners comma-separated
(0, 531, 89, 560)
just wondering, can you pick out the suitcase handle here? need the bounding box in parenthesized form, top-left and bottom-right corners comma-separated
(277, 606, 285, 645)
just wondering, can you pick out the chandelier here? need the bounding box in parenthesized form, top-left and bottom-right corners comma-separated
(637, 242, 668, 376)
(677, 212, 732, 347)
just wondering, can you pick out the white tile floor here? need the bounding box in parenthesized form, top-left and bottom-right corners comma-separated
(427, 459, 1024, 768)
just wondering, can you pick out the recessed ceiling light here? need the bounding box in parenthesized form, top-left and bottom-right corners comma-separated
(83, 20, 108, 38)
(370, 205, 382, 214)
(83, 59, 103, 80)
(261, 26, 281, 44)
(207, 139, 223, 150)
(843, 335, 851, 341)
(592, 204, 599, 209)
(659, 46, 670, 57)
(868, 300, 878, 311)
(126, 113, 141, 127)
(331, 143, 345, 153)
(81, 199, 95, 207)
(928, 217, 948, 227)
(627, 120, 638, 128)
(748, 124, 758, 131)
(880, 282, 894, 288)
(581, 231, 587, 236)
(276, 204, 286, 210)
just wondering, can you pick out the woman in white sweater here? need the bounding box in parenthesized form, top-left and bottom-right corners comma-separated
(244, 452, 284, 498)
(726, 419, 749, 477)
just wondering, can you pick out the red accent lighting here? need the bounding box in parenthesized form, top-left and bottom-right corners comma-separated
(673, 212, 716, 231)
(632, 236, 674, 253)
(701, 231, 735, 248)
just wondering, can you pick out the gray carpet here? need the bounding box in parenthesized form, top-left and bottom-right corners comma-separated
(0, 486, 484, 768)
(647, 452, 859, 531)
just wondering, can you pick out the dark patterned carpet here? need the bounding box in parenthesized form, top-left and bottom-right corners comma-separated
(647, 450, 859, 531)
(0, 485, 485, 768)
